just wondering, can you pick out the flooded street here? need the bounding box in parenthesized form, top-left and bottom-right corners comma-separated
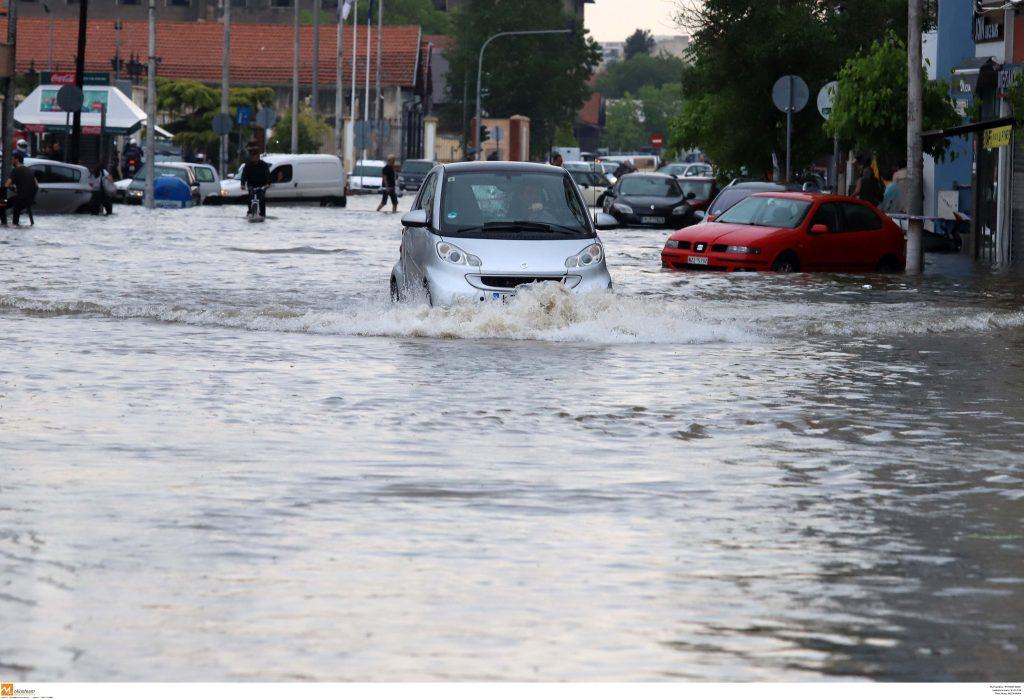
(1, 199, 1022, 681)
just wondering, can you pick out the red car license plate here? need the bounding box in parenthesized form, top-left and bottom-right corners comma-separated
(687, 255, 709, 266)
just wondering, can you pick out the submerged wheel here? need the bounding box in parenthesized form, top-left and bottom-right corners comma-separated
(390, 277, 401, 303)
(422, 280, 433, 307)
(771, 252, 800, 273)
(876, 254, 904, 273)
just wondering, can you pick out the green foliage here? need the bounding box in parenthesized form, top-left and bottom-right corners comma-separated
(1005, 73, 1024, 132)
(553, 122, 578, 148)
(156, 78, 275, 161)
(267, 105, 332, 154)
(637, 83, 683, 143)
(669, 0, 915, 175)
(347, 0, 452, 34)
(623, 29, 655, 61)
(826, 37, 959, 163)
(604, 97, 645, 152)
(593, 53, 685, 99)
(444, 0, 601, 160)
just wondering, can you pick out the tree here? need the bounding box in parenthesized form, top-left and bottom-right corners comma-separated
(826, 37, 959, 167)
(669, 0, 921, 177)
(604, 97, 645, 152)
(156, 78, 274, 162)
(636, 83, 683, 141)
(593, 53, 684, 99)
(623, 29, 656, 61)
(267, 105, 332, 154)
(444, 0, 601, 160)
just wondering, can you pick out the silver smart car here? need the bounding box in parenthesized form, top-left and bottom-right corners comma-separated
(390, 161, 616, 306)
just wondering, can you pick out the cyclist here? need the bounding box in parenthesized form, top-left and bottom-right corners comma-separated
(239, 146, 271, 219)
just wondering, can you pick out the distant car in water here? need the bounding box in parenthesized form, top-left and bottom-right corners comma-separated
(397, 159, 437, 192)
(125, 164, 201, 206)
(661, 192, 906, 273)
(162, 161, 221, 204)
(675, 176, 719, 219)
(564, 160, 619, 185)
(390, 161, 616, 306)
(349, 159, 386, 194)
(218, 154, 347, 206)
(658, 162, 713, 179)
(25, 158, 92, 213)
(568, 169, 612, 207)
(602, 172, 699, 228)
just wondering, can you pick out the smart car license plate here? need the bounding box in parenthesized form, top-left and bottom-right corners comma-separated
(687, 255, 709, 266)
(491, 292, 511, 302)
(642, 216, 666, 224)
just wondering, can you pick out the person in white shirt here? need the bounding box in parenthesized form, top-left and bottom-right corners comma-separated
(88, 163, 113, 215)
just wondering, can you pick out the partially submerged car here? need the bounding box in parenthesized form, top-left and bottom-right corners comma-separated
(390, 161, 616, 306)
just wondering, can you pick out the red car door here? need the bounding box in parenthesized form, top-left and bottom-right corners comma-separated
(803, 201, 844, 270)
(839, 202, 888, 270)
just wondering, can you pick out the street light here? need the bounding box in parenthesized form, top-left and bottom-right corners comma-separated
(474, 28, 573, 160)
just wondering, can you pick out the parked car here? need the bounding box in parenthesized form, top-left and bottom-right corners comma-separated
(675, 176, 719, 217)
(25, 158, 92, 213)
(124, 164, 201, 206)
(349, 159, 386, 194)
(602, 172, 699, 228)
(661, 192, 906, 273)
(163, 161, 221, 203)
(218, 154, 347, 206)
(389, 161, 616, 306)
(568, 169, 612, 207)
(658, 162, 713, 178)
(397, 159, 437, 192)
(704, 181, 790, 220)
(603, 154, 660, 172)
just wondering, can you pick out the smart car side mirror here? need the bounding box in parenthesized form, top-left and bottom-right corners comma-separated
(594, 212, 618, 230)
(401, 209, 429, 228)
(810, 223, 829, 235)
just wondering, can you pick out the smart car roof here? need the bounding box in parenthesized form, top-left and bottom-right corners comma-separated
(442, 161, 564, 175)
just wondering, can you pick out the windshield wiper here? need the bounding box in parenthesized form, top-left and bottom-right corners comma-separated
(482, 220, 585, 235)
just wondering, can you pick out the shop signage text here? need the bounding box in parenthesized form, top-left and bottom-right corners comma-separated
(974, 13, 1004, 43)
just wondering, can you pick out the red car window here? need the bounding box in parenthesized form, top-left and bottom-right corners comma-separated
(840, 203, 883, 232)
(810, 203, 842, 232)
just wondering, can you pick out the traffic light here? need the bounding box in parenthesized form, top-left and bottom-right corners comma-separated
(479, 124, 490, 144)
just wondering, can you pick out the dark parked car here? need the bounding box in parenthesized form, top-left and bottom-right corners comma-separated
(704, 181, 790, 220)
(398, 159, 437, 192)
(602, 172, 700, 228)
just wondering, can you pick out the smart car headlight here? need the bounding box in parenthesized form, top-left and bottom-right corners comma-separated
(436, 241, 481, 266)
(612, 203, 633, 215)
(565, 243, 604, 269)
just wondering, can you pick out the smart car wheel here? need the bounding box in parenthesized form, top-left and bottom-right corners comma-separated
(423, 280, 433, 307)
(771, 252, 800, 273)
(390, 277, 401, 303)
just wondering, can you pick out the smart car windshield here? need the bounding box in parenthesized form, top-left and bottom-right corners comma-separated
(620, 177, 682, 198)
(716, 195, 811, 228)
(438, 171, 591, 239)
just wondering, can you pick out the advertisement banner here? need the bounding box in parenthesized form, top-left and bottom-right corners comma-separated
(41, 88, 109, 114)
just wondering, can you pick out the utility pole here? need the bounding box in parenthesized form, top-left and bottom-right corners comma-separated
(374, 0, 382, 156)
(2, 0, 18, 188)
(905, 0, 924, 273)
(996, 4, 1016, 266)
(220, 0, 230, 171)
(363, 0, 371, 161)
(291, 0, 300, 153)
(350, 0, 357, 126)
(312, 0, 320, 113)
(69, 0, 89, 164)
(114, 19, 123, 80)
(334, 1, 347, 157)
(44, 3, 53, 71)
(144, 0, 156, 209)
(475, 29, 571, 160)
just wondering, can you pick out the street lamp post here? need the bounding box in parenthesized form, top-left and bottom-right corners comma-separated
(474, 29, 571, 160)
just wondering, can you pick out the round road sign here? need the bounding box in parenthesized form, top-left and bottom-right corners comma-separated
(817, 80, 839, 120)
(254, 108, 278, 130)
(56, 85, 84, 112)
(772, 75, 809, 114)
(211, 112, 233, 136)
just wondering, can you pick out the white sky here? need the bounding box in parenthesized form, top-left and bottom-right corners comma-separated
(585, 0, 685, 42)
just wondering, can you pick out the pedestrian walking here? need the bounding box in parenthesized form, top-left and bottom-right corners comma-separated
(377, 155, 399, 213)
(551, 153, 564, 168)
(88, 163, 115, 215)
(3, 153, 39, 227)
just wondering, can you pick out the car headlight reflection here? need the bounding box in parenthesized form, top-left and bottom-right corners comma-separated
(725, 245, 761, 255)
(436, 241, 482, 266)
(565, 243, 604, 269)
(612, 203, 633, 215)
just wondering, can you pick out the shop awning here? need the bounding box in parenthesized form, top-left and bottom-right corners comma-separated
(14, 84, 151, 136)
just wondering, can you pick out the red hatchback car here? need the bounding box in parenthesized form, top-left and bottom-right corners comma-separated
(661, 192, 906, 273)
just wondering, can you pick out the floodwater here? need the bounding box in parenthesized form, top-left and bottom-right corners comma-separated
(1, 198, 1022, 682)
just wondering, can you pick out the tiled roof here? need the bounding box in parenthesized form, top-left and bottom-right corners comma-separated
(6, 18, 424, 88)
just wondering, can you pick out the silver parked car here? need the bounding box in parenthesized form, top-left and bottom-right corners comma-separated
(390, 161, 616, 307)
(25, 158, 93, 213)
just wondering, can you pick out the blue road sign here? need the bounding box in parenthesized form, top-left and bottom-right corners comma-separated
(236, 106, 253, 127)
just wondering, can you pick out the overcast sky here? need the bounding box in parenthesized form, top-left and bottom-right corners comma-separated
(584, 0, 685, 42)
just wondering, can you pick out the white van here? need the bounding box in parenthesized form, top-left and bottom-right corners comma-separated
(219, 154, 347, 206)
